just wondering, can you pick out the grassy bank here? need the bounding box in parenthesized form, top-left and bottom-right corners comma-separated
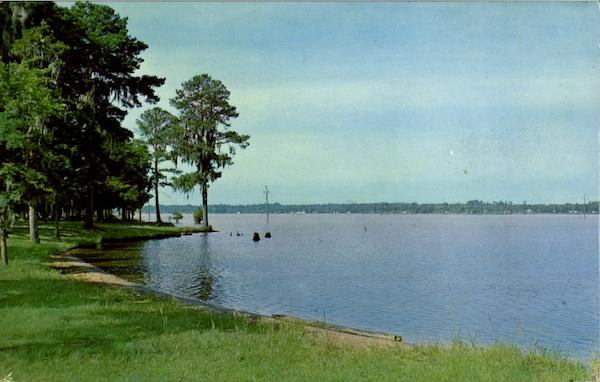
(0, 222, 593, 381)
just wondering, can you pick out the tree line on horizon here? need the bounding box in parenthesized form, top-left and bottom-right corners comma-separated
(146, 200, 600, 215)
(0, 2, 248, 264)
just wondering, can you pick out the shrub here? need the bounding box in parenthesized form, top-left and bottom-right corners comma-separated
(193, 207, 203, 224)
(171, 211, 183, 224)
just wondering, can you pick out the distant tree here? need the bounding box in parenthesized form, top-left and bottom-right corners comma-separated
(171, 211, 183, 224)
(136, 107, 177, 223)
(170, 74, 249, 229)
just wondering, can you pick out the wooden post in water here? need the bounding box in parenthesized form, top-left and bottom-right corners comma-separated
(264, 185, 270, 225)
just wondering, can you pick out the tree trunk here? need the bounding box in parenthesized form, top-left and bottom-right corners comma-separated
(96, 206, 102, 222)
(121, 208, 127, 221)
(54, 199, 61, 241)
(84, 185, 94, 229)
(154, 159, 161, 223)
(29, 204, 39, 244)
(202, 183, 209, 229)
(1, 228, 7, 265)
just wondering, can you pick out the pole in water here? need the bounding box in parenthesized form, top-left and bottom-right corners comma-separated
(264, 185, 270, 224)
(583, 193, 586, 220)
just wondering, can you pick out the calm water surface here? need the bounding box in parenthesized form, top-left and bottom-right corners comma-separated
(74, 214, 598, 357)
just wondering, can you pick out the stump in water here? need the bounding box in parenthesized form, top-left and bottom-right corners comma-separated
(252, 232, 260, 241)
(265, 232, 272, 238)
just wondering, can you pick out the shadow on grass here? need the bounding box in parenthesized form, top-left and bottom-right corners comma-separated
(0, 274, 273, 359)
(11, 221, 87, 239)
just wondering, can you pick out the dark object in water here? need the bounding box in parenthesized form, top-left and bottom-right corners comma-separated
(265, 232, 272, 238)
(182, 232, 192, 236)
(253, 232, 260, 241)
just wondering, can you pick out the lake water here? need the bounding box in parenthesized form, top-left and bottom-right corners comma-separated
(74, 214, 598, 358)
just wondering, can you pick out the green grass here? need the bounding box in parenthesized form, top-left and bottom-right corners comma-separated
(0, 222, 594, 381)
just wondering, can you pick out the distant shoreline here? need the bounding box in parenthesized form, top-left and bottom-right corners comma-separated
(143, 201, 599, 216)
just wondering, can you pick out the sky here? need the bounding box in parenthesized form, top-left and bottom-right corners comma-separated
(96, 2, 599, 205)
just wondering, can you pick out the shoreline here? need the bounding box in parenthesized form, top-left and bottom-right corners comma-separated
(53, 242, 407, 349)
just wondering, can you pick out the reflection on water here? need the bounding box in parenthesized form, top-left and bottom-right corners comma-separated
(75, 214, 599, 358)
(189, 235, 215, 300)
(192, 268, 214, 301)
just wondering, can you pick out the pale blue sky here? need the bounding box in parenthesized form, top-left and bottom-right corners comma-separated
(101, 2, 599, 205)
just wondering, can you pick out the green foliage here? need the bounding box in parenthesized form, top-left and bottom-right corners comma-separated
(193, 207, 203, 224)
(99, 139, 152, 212)
(137, 107, 178, 221)
(65, 2, 164, 111)
(169, 74, 249, 227)
(170, 211, 183, 223)
(172, 172, 204, 194)
(137, 107, 177, 158)
(0, 63, 64, 134)
(0, 2, 166, 229)
(170, 74, 249, 183)
(0, 44, 65, 252)
(56, 2, 164, 223)
(0, 2, 59, 63)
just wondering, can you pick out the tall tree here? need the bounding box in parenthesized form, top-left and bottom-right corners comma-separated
(136, 107, 177, 223)
(66, 3, 164, 227)
(0, 62, 22, 263)
(58, 2, 164, 228)
(170, 74, 249, 229)
(0, 60, 63, 244)
(1, 3, 66, 243)
(13, 26, 66, 244)
(0, 56, 62, 255)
